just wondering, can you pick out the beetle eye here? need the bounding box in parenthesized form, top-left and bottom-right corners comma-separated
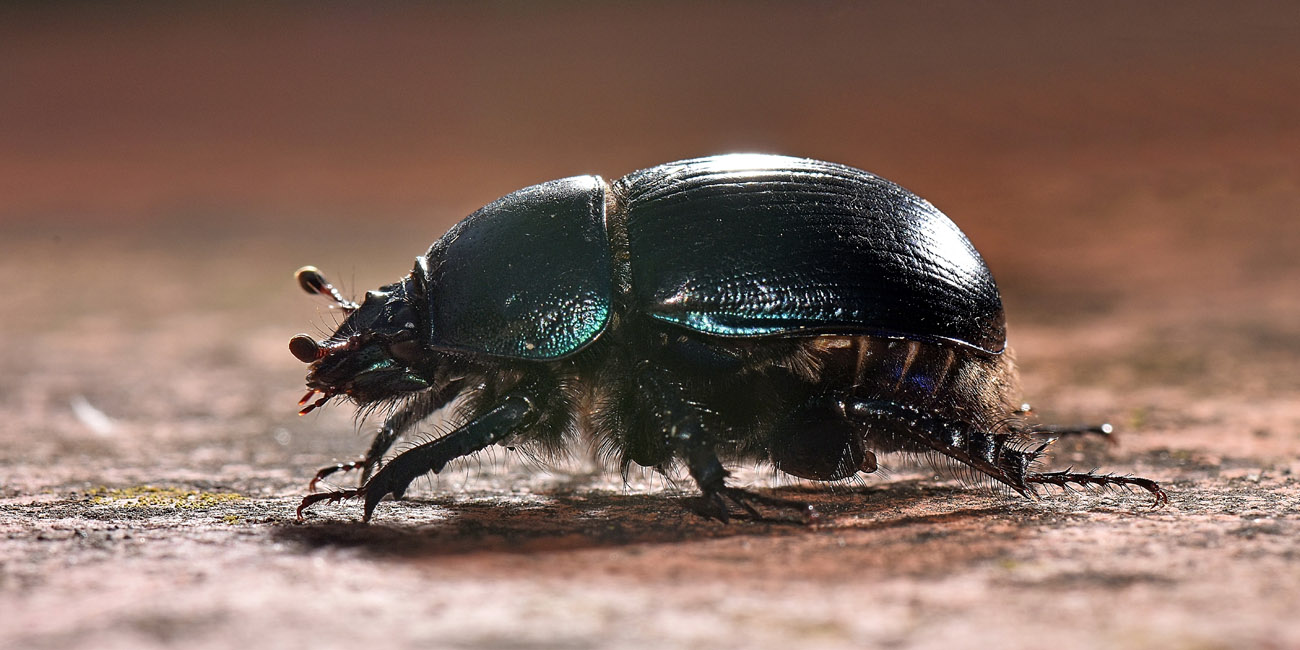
(388, 339, 424, 363)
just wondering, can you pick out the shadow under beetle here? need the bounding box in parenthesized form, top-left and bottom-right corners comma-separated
(289, 154, 1166, 522)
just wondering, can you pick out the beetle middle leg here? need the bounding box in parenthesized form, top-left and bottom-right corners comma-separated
(626, 363, 819, 524)
(1012, 405, 1117, 443)
(679, 423, 820, 525)
(1027, 422, 1115, 443)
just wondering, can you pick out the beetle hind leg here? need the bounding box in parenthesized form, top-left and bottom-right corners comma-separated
(843, 399, 1029, 492)
(1025, 470, 1167, 505)
(844, 398, 1166, 506)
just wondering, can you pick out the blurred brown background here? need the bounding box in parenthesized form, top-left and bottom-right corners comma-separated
(5, 1, 1296, 221)
(2, 3, 1299, 649)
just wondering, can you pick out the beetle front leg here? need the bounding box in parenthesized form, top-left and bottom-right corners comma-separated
(308, 381, 464, 490)
(298, 382, 542, 522)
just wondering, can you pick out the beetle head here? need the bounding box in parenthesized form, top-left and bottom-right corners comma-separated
(290, 265, 433, 411)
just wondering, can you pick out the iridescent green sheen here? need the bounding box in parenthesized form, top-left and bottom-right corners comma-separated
(617, 154, 1006, 354)
(420, 176, 613, 359)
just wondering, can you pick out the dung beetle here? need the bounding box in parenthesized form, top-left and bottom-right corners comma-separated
(289, 154, 1166, 522)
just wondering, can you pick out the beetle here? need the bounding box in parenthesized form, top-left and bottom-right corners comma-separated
(289, 153, 1166, 522)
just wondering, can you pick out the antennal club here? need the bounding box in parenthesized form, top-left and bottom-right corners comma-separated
(295, 266, 359, 311)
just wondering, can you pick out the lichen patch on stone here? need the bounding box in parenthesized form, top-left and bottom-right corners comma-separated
(87, 486, 244, 510)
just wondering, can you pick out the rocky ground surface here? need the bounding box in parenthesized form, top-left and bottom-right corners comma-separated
(3, 149, 1298, 650)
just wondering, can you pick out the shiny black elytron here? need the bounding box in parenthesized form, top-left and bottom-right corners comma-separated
(288, 154, 1165, 522)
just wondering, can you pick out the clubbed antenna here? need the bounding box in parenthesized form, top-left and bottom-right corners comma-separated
(295, 266, 359, 311)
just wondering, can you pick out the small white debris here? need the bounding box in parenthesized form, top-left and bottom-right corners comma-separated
(70, 396, 115, 436)
(273, 428, 292, 446)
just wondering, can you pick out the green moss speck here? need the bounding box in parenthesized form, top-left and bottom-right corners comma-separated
(87, 486, 244, 509)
